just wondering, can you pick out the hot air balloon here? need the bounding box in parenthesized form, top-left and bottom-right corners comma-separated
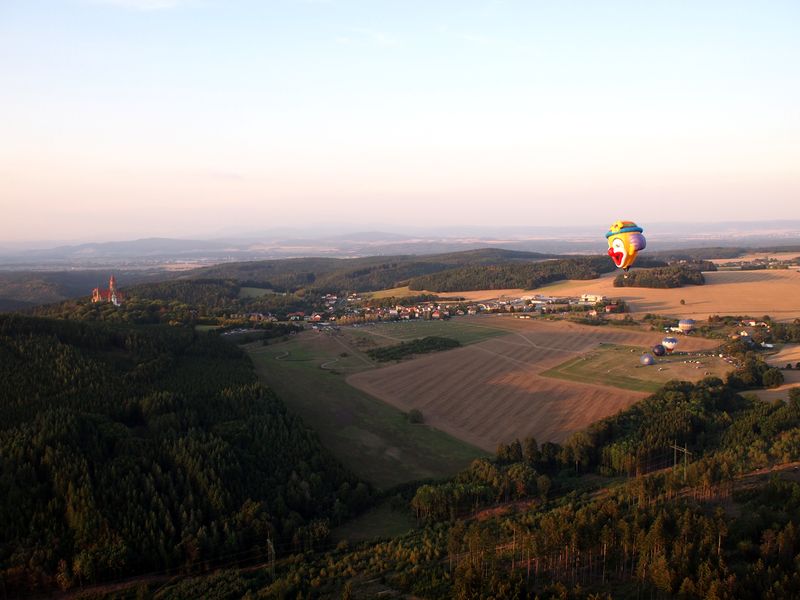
(652, 344, 666, 357)
(662, 337, 678, 353)
(679, 319, 695, 334)
(605, 220, 646, 271)
(640, 353, 656, 366)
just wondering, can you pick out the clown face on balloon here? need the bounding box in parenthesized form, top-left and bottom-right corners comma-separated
(606, 220, 646, 271)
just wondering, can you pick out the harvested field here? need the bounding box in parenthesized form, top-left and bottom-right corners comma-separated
(766, 344, 800, 368)
(347, 319, 721, 451)
(712, 252, 800, 265)
(527, 269, 800, 322)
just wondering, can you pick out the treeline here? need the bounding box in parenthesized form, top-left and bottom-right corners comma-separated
(614, 264, 707, 288)
(408, 257, 618, 292)
(367, 336, 461, 362)
(0, 315, 369, 595)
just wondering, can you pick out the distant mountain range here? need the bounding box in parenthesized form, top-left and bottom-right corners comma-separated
(3, 221, 800, 268)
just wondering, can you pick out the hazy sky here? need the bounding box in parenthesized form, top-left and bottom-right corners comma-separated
(1, 0, 799, 243)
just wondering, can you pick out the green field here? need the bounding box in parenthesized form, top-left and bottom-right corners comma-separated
(244, 334, 485, 489)
(238, 286, 275, 299)
(366, 285, 420, 299)
(344, 319, 506, 348)
(541, 343, 731, 393)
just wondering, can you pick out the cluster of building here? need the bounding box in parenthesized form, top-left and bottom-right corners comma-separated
(304, 292, 622, 325)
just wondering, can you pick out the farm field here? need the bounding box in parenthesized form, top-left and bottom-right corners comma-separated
(527, 269, 800, 322)
(751, 370, 800, 403)
(343, 319, 506, 350)
(348, 318, 722, 451)
(541, 343, 731, 393)
(766, 344, 800, 368)
(244, 332, 486, 489)
(712, 252, 800, 265)
(367, 267, 800, 322)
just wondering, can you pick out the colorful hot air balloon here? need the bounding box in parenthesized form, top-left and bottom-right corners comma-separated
(605, 220, 646, 272)
(640, 353, 656, 366)
(662, 337, 678, 353)
(652, 344, 666, 357)
(678, 319, 695, 334)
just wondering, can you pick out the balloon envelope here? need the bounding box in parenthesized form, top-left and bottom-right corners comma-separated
(640, 353, 656, 366)
(662, 337, 679, 352)
(652, 344, 666, 356)
(678, 319, 695, 333)
(606, 220, 646, 271)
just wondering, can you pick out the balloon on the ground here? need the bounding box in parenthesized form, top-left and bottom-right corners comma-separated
(662, 337, 679, 353)
(640, 353, 656, 366)
(605, 220, 646, 271)
(679, 319, 695, 333)
(652, 344, 666, 357)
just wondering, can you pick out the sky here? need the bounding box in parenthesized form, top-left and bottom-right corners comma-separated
(1, 0, 799, 244)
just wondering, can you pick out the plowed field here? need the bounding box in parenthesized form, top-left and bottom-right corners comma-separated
(348, 319, 721, 451)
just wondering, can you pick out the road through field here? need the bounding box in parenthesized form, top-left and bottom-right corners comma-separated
(348, 319, 721, 451)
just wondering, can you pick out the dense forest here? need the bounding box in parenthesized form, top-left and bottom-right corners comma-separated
(408, 257, 623, 292)
(0, 315, 370, 595)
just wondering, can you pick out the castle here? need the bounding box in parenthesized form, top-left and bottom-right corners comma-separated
(92, 275, 123, 306)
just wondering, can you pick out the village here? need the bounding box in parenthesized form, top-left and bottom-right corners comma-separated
(226, 292, 626, 329)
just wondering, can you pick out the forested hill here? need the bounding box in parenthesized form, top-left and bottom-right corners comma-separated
(0, 315, 369, 595)
(188, 248, 556, 293)
(407, 256, 624, 292)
